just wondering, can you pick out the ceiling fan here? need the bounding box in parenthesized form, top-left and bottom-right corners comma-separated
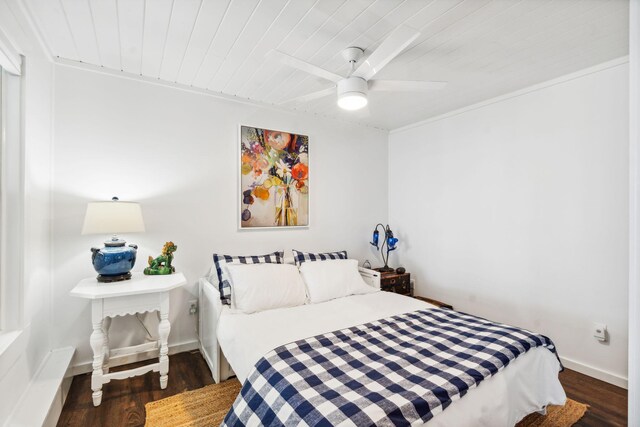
(270, 26, 448, 111)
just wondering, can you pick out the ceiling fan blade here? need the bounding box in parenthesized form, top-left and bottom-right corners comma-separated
(269, 50, 343, 83)
(279, 87, 335, 105)
(368, 80, 448, 91)
(353, 26, 420, 81)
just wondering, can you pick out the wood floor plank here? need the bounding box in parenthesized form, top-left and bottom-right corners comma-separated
(57, 350, 627, 426)
(57, 352, 214, 427)
(558, 368, 627, 427)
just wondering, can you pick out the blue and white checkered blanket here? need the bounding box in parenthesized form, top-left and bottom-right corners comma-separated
(222, 308, 559, 426)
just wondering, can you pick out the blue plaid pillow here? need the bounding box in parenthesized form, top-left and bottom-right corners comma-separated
(292, 249, 348, 267)
(213, 251, 284, 305)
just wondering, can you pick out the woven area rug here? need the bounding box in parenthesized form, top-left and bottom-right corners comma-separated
(145, 379, 588, 427)
(145, 380, 242, 427)
(517, 399, 589, 426)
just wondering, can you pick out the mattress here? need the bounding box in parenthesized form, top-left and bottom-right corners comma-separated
(217, 291, 566, 426)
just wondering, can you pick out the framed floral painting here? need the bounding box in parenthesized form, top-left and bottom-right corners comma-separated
(239, 125, 309, 228)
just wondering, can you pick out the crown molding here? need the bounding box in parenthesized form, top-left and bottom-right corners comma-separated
(53, 57, 388, 133)
(391, 56, 630, 135)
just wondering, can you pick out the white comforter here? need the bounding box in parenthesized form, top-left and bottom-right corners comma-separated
(217, 291, 566, 426)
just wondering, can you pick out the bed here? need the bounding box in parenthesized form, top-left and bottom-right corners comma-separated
(199, 265, 565, 426)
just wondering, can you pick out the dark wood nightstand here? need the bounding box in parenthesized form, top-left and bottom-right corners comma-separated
(375, 269, 412, 296)
(413, 295, 454, 310)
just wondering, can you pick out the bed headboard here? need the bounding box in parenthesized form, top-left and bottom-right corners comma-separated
(358, 267, 381, 288)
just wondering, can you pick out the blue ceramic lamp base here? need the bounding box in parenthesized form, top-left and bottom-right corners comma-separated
(91, 235, 138, 283)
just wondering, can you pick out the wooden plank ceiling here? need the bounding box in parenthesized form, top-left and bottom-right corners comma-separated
(25, 0, 629, 130)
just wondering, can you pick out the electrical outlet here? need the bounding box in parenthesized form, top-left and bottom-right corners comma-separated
(189, 299, 198, 315)
(593, 322, 607, 342)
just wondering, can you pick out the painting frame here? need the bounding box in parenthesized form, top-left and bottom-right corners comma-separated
(238, 124, 310, 230)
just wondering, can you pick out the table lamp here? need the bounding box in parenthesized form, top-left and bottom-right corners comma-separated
(369, 223, 399, 272)
(82, 197, 146, 282)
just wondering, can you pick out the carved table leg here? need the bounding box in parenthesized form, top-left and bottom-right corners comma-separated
(102, 316, 112, 374)
(158, 292, 171, 389)
(90, 300, 105, 406)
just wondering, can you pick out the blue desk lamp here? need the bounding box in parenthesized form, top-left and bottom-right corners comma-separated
(370, 223, 398, 272)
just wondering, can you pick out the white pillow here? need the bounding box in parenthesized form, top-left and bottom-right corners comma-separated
(299, 259, 377, 304)
(225, 263, 307, 313)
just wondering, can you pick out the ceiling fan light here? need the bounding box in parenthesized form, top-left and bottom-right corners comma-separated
(337, 92, 368, 110)
(337, 76, 368, 111)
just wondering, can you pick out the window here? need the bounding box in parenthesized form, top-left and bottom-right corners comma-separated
(0, 64, 23, 331)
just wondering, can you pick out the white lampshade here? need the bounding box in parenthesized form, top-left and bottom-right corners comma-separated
(81, 198, 146, 235)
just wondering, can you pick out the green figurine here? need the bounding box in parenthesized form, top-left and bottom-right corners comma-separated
(144, 241, 177, 275)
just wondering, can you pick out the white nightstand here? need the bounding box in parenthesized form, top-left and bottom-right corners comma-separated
(70, 272, 187, 406)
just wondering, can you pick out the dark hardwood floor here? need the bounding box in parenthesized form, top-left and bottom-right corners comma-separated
(57, 351, 214, 427)
(559, 368, 627, 427)
(57, 350, 627, 427)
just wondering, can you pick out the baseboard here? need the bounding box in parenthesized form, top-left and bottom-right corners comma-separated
(68, 340, 200, 376)
(560, 356, 628, 389)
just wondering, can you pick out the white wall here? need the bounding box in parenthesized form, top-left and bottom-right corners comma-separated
(52, 65, 389, 369)
(0, 0, 54, 420)
(389, 61, 629, 385)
